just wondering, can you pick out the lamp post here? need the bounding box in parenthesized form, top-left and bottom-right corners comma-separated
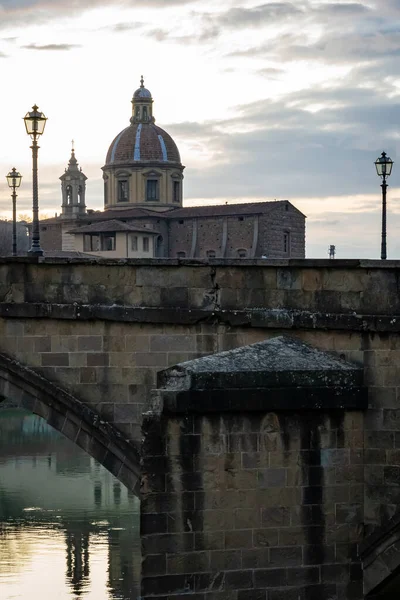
(375, 151, 394, 260)
(23, 105, 47, 256)
(6, 168, 22, 257)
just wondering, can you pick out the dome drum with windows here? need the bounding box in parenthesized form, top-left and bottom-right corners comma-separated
(103, 77, 184, 211)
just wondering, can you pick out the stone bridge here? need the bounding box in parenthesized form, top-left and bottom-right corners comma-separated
(2, 257, 400, 598)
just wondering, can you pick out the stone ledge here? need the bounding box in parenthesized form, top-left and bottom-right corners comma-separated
(1, 256, 400, 268)
(1, 302, 400, 332)
(157, 386, 367, 413)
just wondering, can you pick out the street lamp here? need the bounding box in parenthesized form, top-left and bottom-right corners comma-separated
(375, 151, 394, 260)
(23, 105, 47, 256)
(6, 168, 22, 257)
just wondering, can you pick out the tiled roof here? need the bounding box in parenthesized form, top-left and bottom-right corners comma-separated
(105, 123, 181, 165)
(42, 201, 306, 228)
(68, 219, 160, 235)
(43, 251, 98, 258)
(163, 201, 296, 219)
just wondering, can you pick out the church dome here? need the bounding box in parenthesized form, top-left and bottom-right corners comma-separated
(105, 122, 181, 165)
(104, 76, 181, 167)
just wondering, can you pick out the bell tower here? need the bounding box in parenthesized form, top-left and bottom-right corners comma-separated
(60, 142, 87, 217)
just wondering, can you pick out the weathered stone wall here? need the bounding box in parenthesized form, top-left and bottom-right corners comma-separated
(141, 409, 364, 599)
(260, 203, 305, 258)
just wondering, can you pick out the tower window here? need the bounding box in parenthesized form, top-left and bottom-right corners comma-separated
(131, 236, 138, 251)
(146, 179, 159, 201)
(173, 181, 180, 203)
(238, 217, 244, 221)
(237, 248, 247, 258)
(78, 185, 83, 204)
(177, 251, 186, 258)
(104, 181, 108, 204)
(178, 220, 184, 225)
(66, 185, 73, 204)
(143, 237, 149, 252)
(118, 180, 129, 202)
(206, 250, 216, 258)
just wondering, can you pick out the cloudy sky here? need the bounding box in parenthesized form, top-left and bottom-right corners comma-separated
(0, 0, 399, 258)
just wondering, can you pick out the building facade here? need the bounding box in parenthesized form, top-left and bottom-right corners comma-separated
(40, 78, 306, 259)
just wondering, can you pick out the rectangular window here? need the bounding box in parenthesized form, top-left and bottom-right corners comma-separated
(100, 234, 115, 251)
(146, 179, 158, 201)
(173, 181, 180, 203)
(118, 180, 129, 202)
(83, 234, 100, 252)
(143, 237, 149, 252)
(283, 232, 290, 254)
(131, 235, 138, 251)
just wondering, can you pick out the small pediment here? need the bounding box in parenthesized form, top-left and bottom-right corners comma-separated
(143, 170, 162, 178)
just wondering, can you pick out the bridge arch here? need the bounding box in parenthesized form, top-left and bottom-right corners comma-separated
(0, 351, 141, 496)
(361, 513, 400, 597)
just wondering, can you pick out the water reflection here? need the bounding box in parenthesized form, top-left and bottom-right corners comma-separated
(0, 408, 140, 600)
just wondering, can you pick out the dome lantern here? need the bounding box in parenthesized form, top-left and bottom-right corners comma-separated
(131, 75, 154, 124)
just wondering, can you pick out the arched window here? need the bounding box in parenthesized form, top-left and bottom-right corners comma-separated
(66, 185, 73, 204)
(143, 106, 148, 120)
(104, 180, 108, 205)
(206, 250, 216, 258)
(177, 251, 186, 258)
(78, 185, 83, 204)
(237, 249, 247, 258)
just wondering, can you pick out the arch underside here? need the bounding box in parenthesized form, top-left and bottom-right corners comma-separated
(362, 512, 400, 597)
(0, 352, 141, 496)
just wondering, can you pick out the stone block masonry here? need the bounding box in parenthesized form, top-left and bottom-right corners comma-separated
(140, 337, 367, 599)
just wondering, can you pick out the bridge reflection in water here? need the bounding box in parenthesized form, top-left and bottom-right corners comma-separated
(0, 408, 140, 600)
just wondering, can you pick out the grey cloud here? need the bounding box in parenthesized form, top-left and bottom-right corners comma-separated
(258, 67, 285, 78)
(142, 3, 305, 46)
(110, 22, 144, 32)
(217, 2, 302, 27)
(0, 0, 197, 29)
(164, 81, 399, 202)
(22, 43, 81, 51)
(315, 2, 370, 15)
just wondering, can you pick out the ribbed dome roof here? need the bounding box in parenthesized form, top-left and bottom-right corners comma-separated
(133, 86, 152, 99)
(105, 122, 181, 166)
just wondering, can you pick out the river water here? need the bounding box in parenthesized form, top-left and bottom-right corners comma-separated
(0, 408, 141, 600)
